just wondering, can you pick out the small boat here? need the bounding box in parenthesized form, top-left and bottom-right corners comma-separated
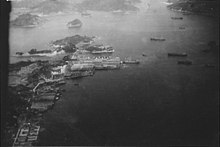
(56, 92, 61, 96)
(55, 96, 60, 101)
(150, 37, 165, 41)
(177, 60, 192, 65)
(168, 53, 187, 57)
(171, 17, 183, 20)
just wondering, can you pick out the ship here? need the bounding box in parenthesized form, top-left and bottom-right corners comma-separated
(171, 17, 183, 20)
(168, 53, 187, 57)
(150, 37, 166, 41)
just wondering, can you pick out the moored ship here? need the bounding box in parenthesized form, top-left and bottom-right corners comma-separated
(168, 53, 187, 57)
(171, 17, 183, 20)
(150, 37, 166, 41)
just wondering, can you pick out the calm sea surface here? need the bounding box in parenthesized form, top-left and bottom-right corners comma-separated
(10, 0, 219, 146)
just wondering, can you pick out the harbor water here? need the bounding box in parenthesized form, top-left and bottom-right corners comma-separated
(9, 0, 219, 146)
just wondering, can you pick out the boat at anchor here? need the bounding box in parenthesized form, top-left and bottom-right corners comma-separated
(150, 37, 166, 41)
(168, 53, 187, 57)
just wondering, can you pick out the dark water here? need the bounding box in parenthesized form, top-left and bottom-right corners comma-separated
(10, 0, 219, 146)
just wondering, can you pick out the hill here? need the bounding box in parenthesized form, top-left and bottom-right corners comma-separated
(167, 0, 218, 16)
(10, 13, 41, 27)
(75, 0, 141, 12)
(30, 0, 70, 14)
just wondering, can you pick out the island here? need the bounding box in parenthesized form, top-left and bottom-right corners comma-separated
(14, 35, 96, 57)
(10, 13, 41, 27)
(166, 0, 218, 16)
(67, 19, 83, 28)
(51, 35, 95, 48)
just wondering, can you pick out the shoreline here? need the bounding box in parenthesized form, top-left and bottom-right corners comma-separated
(167, 7, 217, 17)
(6, 0, 219, 146)
(166, 0, 218, 18)
(7, 38, 140, 146)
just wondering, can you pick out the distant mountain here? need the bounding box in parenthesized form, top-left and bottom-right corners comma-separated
(11, 0, 81, 9)
(75, 0, 141, 12)
(167, 0, 218, 16)
(12, 0, 45, 9)
(10, 13, 41, 27)
(30, 0, 70, 14)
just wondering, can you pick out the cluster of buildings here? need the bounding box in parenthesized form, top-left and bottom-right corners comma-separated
(51, 55, 123, 80)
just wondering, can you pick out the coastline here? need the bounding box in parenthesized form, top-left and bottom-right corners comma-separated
(167, 7, 217, 17)
(166, 0, 218, 17)
(6, 0, 219, 146)
(7, 32, 140, 146)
